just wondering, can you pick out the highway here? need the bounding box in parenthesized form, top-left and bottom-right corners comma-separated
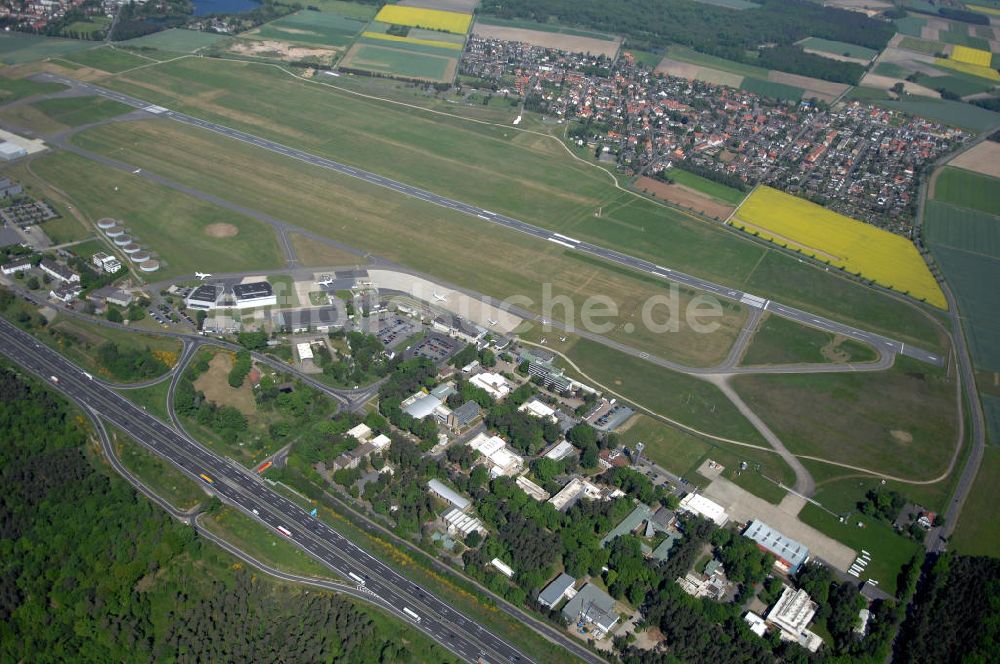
(34, 73, 943, 368)
(0, 315, 605, 664)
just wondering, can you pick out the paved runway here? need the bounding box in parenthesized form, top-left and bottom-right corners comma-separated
(34, 73, 943, 368)
(0, 316, 605, 664)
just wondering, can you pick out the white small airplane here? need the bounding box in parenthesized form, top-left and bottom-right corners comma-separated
(195, 272, 212, 280)
(316, 275, 335, 287)
(539, 338, 546, 344)
(487, 319, 498, 327)
(433, 292, 447, 302)
(132, 168, 142, 175)
(559, 336, 567, 342)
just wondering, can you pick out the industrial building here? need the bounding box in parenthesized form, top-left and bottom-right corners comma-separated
(185, 284, 222, 310)
(743, 520, 810, 574)
(0, 141, 27, 161)
(561, 583, 619, 639)
(537, 573, 576, 608)
(232, 281, 277, 309)
(678, 492, 729, 526)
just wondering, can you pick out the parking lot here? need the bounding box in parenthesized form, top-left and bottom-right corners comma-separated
(405, 332, 459, 363)
(374, 315, 419, 349)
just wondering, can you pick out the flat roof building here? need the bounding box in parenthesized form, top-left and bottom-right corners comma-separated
(468, 371, 511, 401)
(519, 398, 557, 421)
(538, 573, 576, 608)
(766, 586, 823, 652)
(516, 475, 550, 501)
(744, 611, 767, 638)
(678, 492, 729, 526)
(543, 440, 575, 461)
(490, 558, 514, 578)
(743, 519, 809, 574)
(186, 284, 221, 310)
(448, 400, 482, 432)
(402, 393, 445, 420)
(443, 507, 484, 537)
(347, 423, 373, 441)
(561, 583, 619, 639)
(296, 342, 314, 361)
(548, 477, 602, 511)
(428, 479, 470, 511)
(232, 281, 276, 309)
(467, 432, 524, 477)
(91, 252, 122, 274)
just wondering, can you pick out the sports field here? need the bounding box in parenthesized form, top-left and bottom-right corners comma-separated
(0, 32, 93, 64)
(339, 42, 455, 82)
(373, 4, 472, 34)
(85, 58, 949, 350)
(8, 151, 284, 279)
(732, 187, 946, 308)
(732, 356, 959, 479)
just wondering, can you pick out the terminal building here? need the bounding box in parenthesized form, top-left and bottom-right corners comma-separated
(232, 281, 276, 309)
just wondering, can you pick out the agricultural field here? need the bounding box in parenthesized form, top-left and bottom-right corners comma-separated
(951, 44, 993, 67)
(687, 0, 758, 8)
(373, 4, 472, 34)
(472, 18, 622, 58)
(633, 176, 736, 221)
(7, 151, 284, 279)
(731, 356, 959, 480)
(925, 168, 1000, 372)
(741, 314, 878, 366)
(934, 166, 1000, 215)
(247, 9, 371, 49)
(948, 140, 1000, 179)
(986, 394, 1000, 445)
(60, 45, 149, 72)
(339, 42, 456, 82)
(0, 32, 94, 64)
(662, 168, 747, 206)
(935, 55, 1000, 81)
(731, 186, 947, 308)
(739, 77, 804, 101)
(799, 37, 879, 62)
(73, 57, 953, 351)
(875, 97, 1000, 132)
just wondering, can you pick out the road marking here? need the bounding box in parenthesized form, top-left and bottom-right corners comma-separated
(547, 238, 576, 249)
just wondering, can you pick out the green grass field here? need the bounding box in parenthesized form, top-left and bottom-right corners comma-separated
(799, 503, 921, 595)
(665, 168, 747, 205)
(664, 44, 770, 79)
(741, 314, 878, 366)
(119, 29, 225, 53)
(474, 15, 617, 40)
(934, 167, 1000, 215)
(61, 45, 149, 72)
(342, 42, 454, 80)
(950, 447, 1000, 556)
(894, 15, 927, 38)
(740, 77, 804, 101)
(33, 95, 132, 127)
(986, 394, 1000, 445)
(60, 16, 112, 38)
(200, 506, 338, 579)
(250, 9, 369, 48)
(939, 30, 991, 50)
(800, 37, 878, 60)
(913, 70, 995, 98)
(688, 0, 758, 9)
(732, 356, 959, 480)
(118, 379, 171, 423)
(11, 151, 284, 279)
(78, 57, 949, 349)
(925, 200, 1000, 258)
(0, 76, 66, 104)
(0, 32, 94, 64)
(113, 424, 206, 510)
(875, 62, 913, 79)
(846, 86, 892, 101)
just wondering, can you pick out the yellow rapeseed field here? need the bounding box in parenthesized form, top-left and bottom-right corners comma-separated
(373, 5, 472, 34)
(935, 56, 1000, 81)
(950, 45, 993, 67)
(967, 4, 1000, 16)
(731, 187, 946, 308)
(361, 31, 463, 50)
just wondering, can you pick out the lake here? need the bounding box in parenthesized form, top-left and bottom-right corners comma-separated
(191, 0, 261, 16)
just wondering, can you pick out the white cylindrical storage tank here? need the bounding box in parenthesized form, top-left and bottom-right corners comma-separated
(104, 226, 125, 238)
(122, 243, 141, 254)
(97, 218, 117, 230)
(113, 235, 132, 246)
(130, 251, 150, 263)
(140, 260, 160, 272)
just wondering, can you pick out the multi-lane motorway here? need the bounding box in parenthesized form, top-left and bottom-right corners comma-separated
(34, 73, 942, 368)
(0, 315, 604, 664)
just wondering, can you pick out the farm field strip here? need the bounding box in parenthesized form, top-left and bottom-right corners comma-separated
(732, 187, 946, 308)
(373, 4, 472, 34)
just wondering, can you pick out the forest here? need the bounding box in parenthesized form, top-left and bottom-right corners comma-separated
(0, 362, 453, 663)
(894, 553, 1000, 663)
(479, 0, 891, 83)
